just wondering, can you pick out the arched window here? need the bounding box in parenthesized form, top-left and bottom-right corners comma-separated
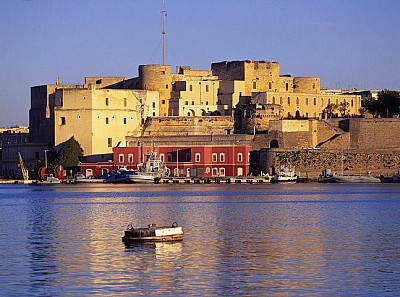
(269, 82, 272, 89)
(270, 140, 279, 148)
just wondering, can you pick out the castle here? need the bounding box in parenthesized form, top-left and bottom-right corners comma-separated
(2, 59, 397, 180)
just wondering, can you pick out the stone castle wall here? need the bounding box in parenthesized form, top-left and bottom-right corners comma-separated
(142, 116, 234, 136)
(349, 118, 400, 150)
(257, 149, 400, 179)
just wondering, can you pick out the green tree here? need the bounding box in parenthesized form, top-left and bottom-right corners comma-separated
(338, 102, 350, 117)
(325, 103, 338, 118)
(363, 97, 377, 116)
(376, 90, 400, 117)
(56, 136, 84, 167)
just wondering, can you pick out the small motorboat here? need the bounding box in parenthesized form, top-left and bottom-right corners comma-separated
(122, 222, 184, 243)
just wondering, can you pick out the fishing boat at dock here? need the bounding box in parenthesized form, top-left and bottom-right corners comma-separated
(126, 150, 170, 184)
(272, 165, 298, 183)
(122, 222, 184, 243)
(332, 171, 381, 183)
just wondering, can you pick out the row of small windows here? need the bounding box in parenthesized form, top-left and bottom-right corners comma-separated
(59, 117, 134, 126)
(188, 85, 210, 92)
(104, 97, 128, 107)
(184, 101, 209, 105)
(269, 96, 354, 107)
(117, 152, 244, 163)
(252, 82, 316, 90)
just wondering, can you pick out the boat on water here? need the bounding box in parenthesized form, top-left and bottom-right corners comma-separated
(332, 171, 381, 183)
(272, 165, 298, 183)
(126, 150, 170, 183)
(318, 168, 337, 183)
(104, 168, 136, 183)
(392, 170, 400, 183)
(122, 222, 184, 243)
(37, 174, 61, 185)
(74, 173, 106, 183)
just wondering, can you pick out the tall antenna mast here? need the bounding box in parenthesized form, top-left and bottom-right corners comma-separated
(161, 0, 167, 65)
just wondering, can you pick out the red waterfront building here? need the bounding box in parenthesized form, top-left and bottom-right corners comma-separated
(79, 135, 254, 178)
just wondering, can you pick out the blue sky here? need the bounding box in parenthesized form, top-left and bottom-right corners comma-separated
(1, 0, 399, 126)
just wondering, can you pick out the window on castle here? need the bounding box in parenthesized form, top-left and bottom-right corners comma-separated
(296, 97, 299, 105)
(162, 100, 166, 104)
(351, 99, 354, 107)
(206, 101, 209, 105)
(59, 117, 66, 125)
(280, 97, 283, 104)
(313, 82, 315, 89)
(195, 153, 201, 162)
(128, 154, 134, 163)
(191, 101, 194, 105)
(212, 153, 217, 162)
(272, 96, 275, 104)
(287, 97, 290, 105)
(166, 84, 168, 89)
(252, 81, 257, 89)
(306, 98, 308, 105)
(206, 85, 209, 92)
(269, 82, 272, 89)
(108, 138, 112, 147)
(152, 102, 156, 108)
(124, 98, 127, 107)
(286, 83, 289, 91)
(123, 118, 127, 124)
(119, 154, 124, 163)
(220, 153, 225, 162)
(313, 98, 316, 105)
(105, 98, 109, 106)
(106, 117, 109, 124)
(237, 153, 243, 162)
(189, 85, 193, 92)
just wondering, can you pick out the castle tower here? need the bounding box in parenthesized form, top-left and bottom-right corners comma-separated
(139, 64, 172, 116)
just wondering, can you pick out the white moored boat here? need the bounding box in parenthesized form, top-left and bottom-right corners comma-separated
(126, 150, 169, 183)
(272, 165, 298, 183)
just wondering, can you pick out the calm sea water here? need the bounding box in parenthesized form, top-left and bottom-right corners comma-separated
(0, 182, 400, 296)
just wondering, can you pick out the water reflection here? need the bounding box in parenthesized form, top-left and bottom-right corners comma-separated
(1, 183, 400, 296)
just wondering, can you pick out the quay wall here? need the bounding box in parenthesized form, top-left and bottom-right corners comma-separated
(257, 148, 400, 179)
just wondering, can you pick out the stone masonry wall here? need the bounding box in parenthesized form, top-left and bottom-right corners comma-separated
(142, 116, 234, 136)
(260, 149, 400, 179)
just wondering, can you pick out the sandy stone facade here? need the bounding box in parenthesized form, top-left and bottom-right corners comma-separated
(211, 60, 361, 129)
(30, 77, 159, 155)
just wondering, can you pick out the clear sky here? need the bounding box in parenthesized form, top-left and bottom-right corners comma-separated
(1, 0, 399, 127)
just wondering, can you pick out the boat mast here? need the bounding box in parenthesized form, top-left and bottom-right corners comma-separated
(161, 0, 167, 65)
